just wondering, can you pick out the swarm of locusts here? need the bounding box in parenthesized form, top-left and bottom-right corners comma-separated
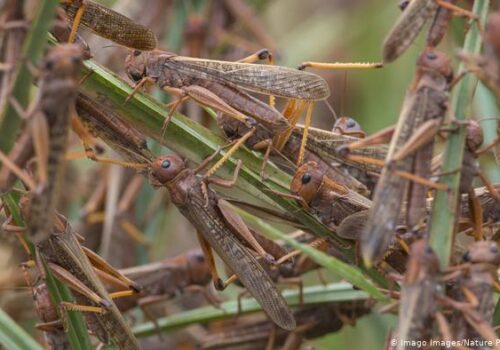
(0, 0, 499, 349)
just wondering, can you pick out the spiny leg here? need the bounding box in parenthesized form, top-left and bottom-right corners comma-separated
(70, 114, 103, 159)
(298, 61, 383, 70)
(297, 102, 314, 166)
(47, 262, 111, 308)
(203, 129, 254, 178)
(81, 246, 141, 292)
(217, 198, 275, 264)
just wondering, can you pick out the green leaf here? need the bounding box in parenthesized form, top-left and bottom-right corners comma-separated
(132, 283, 369, 337)
(429, 0, 490, 268)
(0, 308, 43, 350)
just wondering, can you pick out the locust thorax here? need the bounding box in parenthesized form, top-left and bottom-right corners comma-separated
(404, 240, 440, 284)
(462, 241, 500, 266)
(290, 161, 324, 205)
(485, 13, 500, 58)
(332, 117, 366, 138)
(415, 50, 454, 85)
(465, 120, 484, 152)
(149, 154, 186, 185)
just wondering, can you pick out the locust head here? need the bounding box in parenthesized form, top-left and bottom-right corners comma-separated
(186, 250, 212, 285)
(290, 161, 324, 205)
(416, 50, 454, 84)
(398, 0, 410, 11)
(332, 117, 366, 138)
(462, 241, 500, 266)
(149, 154, 186, 186)
(43, 44, 83, 81)
(125, 50, 148, 82)
(465, 120, 484, 153)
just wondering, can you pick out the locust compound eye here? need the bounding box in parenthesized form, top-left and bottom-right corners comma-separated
(129, 70, 143, 82)
(133, 50, 142, 57)
(71, 55, 82, 65)
(301, 173, 312, 184)
(463, 251, 471, 262)
(490, 244, 498, 254)
(194, 253, 205, 263)
(426, 52, 437, 60)
(45, 59, 55, 71)
(398, 0, 409, 10)
(347, 119, 356, 128)
(161, 160, 171, 169)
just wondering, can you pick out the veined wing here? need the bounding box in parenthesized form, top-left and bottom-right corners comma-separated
(167, 56, 330, 100)
(299, 126, 388, 173)
(382, 0, 437, 62)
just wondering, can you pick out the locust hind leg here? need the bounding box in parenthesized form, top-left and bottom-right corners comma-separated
(47, 262, 111, 309)
(60, 0, 88, 44)
(252, 138, 273, 180)
(196, 231, 225, 291)
(82, 246, 141, 293)
(217, 198, 275, 265)
(70, 113, 104, 160)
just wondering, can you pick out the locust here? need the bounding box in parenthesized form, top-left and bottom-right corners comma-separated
(148, 152, 296, 330)
(288, 161, 410, 273)
(394, 240, 442, 349)
(382, 0, 474, 63)
(17, 198, 143, 349)
(125, 48, 332, 170)
(125, 48, 329, 132)
(75, 92, 154, 167)
(293, 122, 388, 192)
(228, 230, 334, 307)
(18, 44, 83, 244)
(356, 50, 453, 266)
(22, 264, 70, 350)
(448, 241, 500, 346)
(113, 249, 213, 315)
(218, 110, 370, 195)
(451, 121, 500, 240)
(201, 300, 372, 350)
(59, 0, 157, 50)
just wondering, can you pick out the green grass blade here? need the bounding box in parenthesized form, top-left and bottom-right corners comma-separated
(429, 0, 490, 268)
(132, 283, 368, 337)
(0, 308, 43, 350)
(0, 0, 59, 152)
